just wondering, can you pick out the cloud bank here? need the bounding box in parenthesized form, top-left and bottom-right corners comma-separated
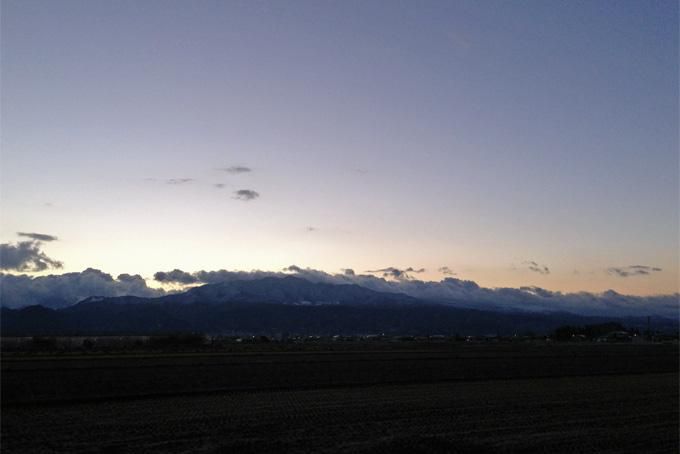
(2, 266, 677, 319)
(0, 268, 163, 309)
(147, 265, 678, 319)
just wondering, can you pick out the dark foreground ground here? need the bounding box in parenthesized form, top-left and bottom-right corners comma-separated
(2, 343, 678, 453)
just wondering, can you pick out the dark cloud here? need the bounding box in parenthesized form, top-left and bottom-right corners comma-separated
(214, 183, 226, 189)
(220, 166, 252, 174)
(342, 268, 355, 276)
(0, 268, 164, 309)
(608, 265, 662, 278)
(438, 266, 455, 275)
(117, 273, 146, 284)
(365, 267, 425, 280)
(523, 261, 550, 275)
(17, 232, 59, 242)
(233, 189, 260, 201)
(283, 265, 303, 273)
(406, 267, 426, 273)
(165, 178, 194, 185)
(154, 269, 199, 284)
(0, 241, 63, 272)
(194, 269, 280, 284)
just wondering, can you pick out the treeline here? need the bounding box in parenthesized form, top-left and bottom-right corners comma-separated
(553, 322, 637, 341)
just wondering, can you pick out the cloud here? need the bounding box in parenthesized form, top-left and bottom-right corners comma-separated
(233, 189, 260, 201)
(5, 265, 677, 319)
(523, 261, 550, 275)
(154, 269, 199, 284)
(214, 183, 226, 189)
(608, 265, 662, 278)
(220, 166, 252, 174)
(283, 265, 303, 273)
(306, 226, 317, 232)
(365, 267, 426, 280)
(438, 266, 455, 276)
(156, 266, 678, 318)
(165, 178, 194, 185)
(0, 241, 63, 272)
(0, 268, 164, 309)
(17, 232, 59, 242)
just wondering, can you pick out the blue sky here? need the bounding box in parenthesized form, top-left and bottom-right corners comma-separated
(1, 0, 677, 295)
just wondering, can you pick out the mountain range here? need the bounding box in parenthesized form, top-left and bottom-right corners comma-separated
(2, 276, 677, 336)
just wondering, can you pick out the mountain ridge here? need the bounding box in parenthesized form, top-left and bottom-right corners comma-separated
(2, 276, 677, 336)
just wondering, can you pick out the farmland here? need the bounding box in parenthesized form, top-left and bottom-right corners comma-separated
(2, 343, 678, 453)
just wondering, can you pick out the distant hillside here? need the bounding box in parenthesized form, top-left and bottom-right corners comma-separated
(2, 277, 676, 336)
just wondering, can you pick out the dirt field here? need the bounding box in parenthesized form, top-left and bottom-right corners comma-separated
(2, 344, 678, 453)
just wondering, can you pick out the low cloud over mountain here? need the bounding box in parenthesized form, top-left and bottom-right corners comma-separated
(2, 265, 677, 319)
(0, 268, 163, 309)
(145, 265, 678, 318)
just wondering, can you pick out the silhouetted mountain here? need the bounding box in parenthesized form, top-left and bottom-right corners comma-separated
(161, 276, 422, 306)
(72, 276, 421, 308)
(2, 276, 677, 336)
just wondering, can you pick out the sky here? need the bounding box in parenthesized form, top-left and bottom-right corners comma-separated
(1, 0, 678, 296)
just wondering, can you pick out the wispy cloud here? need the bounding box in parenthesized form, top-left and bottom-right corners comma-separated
(438, 266, 455, 275)
(214, 183, 226, 189)
(523, 261, 550, 275)
(17, 232, 59, 242)
(306, 226, 317, 232)
(608, 265, 662, 278)
(165, 178, 194, 185)
(233, 189, 260, 201)
(220, 166, 252, 174)
(365, 267, 425, 280)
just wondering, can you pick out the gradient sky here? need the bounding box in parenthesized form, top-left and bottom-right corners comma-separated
(1, 0, 678, 295)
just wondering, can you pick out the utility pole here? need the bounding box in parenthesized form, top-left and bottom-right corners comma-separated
(646, 316, 651, 341)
